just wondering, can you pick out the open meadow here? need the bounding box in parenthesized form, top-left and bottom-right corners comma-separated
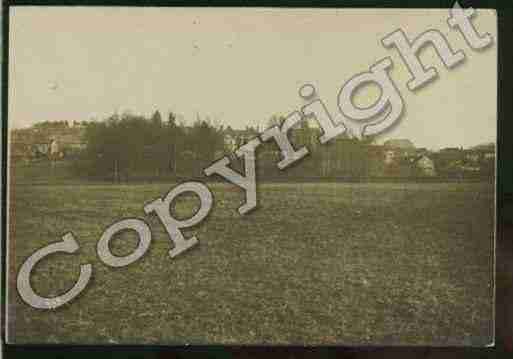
(7, 181, 494, 345)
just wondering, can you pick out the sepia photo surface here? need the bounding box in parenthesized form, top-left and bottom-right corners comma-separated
(6, 6, 496, 345)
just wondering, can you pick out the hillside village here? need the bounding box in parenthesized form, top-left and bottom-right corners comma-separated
(9, 119, 495, 180)
(10, 121, 87, 162)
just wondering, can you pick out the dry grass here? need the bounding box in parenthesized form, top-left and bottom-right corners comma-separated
(7, 182, 494, 345)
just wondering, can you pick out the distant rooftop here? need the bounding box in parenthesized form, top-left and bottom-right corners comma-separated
(383, 139, 415, 149)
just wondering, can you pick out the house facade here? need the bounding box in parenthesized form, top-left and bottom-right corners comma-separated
(10, 123, 86, 163)
(412, 155, 437, 177)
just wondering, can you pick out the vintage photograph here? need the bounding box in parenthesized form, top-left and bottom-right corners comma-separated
(6, 6, 496, 345)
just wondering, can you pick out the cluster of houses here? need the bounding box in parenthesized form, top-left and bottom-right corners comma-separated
(372, 139, 494, 178)
(10, 121, 86, 163)
(224, 127, 494, 178)
(10, 121, 495, 179)
(380, 139, 436, 177)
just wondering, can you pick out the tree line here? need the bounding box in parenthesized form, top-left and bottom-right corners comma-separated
(75, 111, 225, 181)
(67, 111, 494, 182)
(73, 110, 374, 181)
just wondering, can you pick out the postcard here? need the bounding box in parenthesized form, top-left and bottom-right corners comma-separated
(5, 5, 496, 346)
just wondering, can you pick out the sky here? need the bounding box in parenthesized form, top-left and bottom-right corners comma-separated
(9, 7, 497, 150)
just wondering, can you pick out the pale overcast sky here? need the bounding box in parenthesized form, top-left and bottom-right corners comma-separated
(9, 7, 497, 149)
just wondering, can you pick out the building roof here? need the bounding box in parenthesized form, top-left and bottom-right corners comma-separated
(383, 139, 415, 149)
(10, 127, 85, 148)
(411, 154, 433, 164)
(471, 142, 495, 150)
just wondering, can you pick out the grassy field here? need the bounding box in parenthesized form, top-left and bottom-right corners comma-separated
(7, 182, 494, 345)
